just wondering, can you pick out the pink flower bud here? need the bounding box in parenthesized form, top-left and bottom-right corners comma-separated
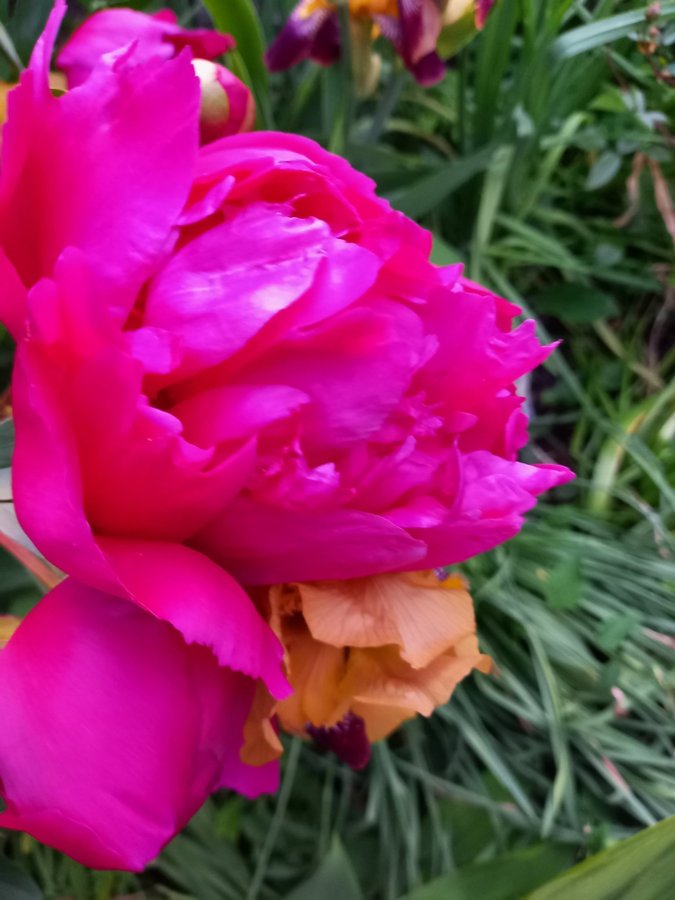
(192, 59, 256, 142)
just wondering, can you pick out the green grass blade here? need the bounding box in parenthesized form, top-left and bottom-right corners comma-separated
(202, 0, 272, 127)
(386, 145, 494, 219)
(531, 816, 675, 899)
(552, 5, 675, 60)
(401, 843, 576, 900)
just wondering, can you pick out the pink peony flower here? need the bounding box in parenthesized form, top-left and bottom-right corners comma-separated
(0, 0, 571, 870)
(0, 3, 289, 870)
(58, 7, 255, 139)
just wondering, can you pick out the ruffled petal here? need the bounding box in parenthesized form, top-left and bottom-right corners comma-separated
(407, 452, 574, 567)
(57, 8, 233, 88)
(99, 538, 290, 699)
(144, 205, 374, 377)
(13, 250, 256, 546)
(0, 2, 199, 322)
(346, 641, 487, 732)
(298, 570, 477, 668)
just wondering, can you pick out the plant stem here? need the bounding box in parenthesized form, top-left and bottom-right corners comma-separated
(366, 67, 407, 144)
(246, 737, 302, 900)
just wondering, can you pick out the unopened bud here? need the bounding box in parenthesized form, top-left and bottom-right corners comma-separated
(191, 59, 256, 143)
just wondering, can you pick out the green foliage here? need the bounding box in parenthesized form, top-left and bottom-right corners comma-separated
(401, 844, 576, 900)
(531, 815, 675, 899)
(0, 858, 42, 900)
(0, 417, 14, 468)
(287, 837, 364, 900)
(202, 0, 272, 126)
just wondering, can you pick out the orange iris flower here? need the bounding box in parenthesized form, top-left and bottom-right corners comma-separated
(243, 571, 491, 768)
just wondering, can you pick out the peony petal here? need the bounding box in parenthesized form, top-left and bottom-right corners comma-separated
(144, 204, 377, 377)
(0, 11, 199, 321)
(406, 452, 574, 567)
(58, 8, 174, 87)
(100, 538, 290, 699)
(171, 383, 310, 448)
(420, 283, 554, 416)
(235, 303, 424, 454)
(193, 500, 427, 584)
(14, 251, 257, 545)
(12, 338, 118, 592)
(58, 8, 234, 88)
(0, 579, 264, 870)
(13, 333, 290, 690)
(0, 247, 26, 338)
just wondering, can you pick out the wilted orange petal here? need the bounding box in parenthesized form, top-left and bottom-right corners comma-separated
(276, 626, 348, 732)
(351, 699, 417, 742)
(343, 642, 489, 720)
(0, 615, 21, 649)
(241, 682, 283, 767)
(0, 82, 13, 125)
(299, 571, 477, 668)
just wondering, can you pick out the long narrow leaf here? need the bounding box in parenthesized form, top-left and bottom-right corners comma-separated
(552, 5, 675, 59)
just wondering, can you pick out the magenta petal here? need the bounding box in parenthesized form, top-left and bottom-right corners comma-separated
(99, 538, 290, 699)
(0, 580, 264, 870)
(172, 383, 310, 447)
(12, 338, 118, 593)
(58, 8, 174, 87)
(163, 27, 233, 62)
(307, 711, 371, 771)
(192, 499, 427, 584)
(421, 283, 554, 414)
(144, 205, 373, 376)
(0, 247, 26, 338)
(236, 303, 425, 454)
(220, 757, 280, 797)
(0, 20, 199, 321)
(409, 51, 447, 86)
(408, 452, 574, 566)
(58, 8, 234, 88)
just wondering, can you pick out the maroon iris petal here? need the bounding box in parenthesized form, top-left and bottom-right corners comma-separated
(307, 711, 372, 770)
(266, 4, 340, 71)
